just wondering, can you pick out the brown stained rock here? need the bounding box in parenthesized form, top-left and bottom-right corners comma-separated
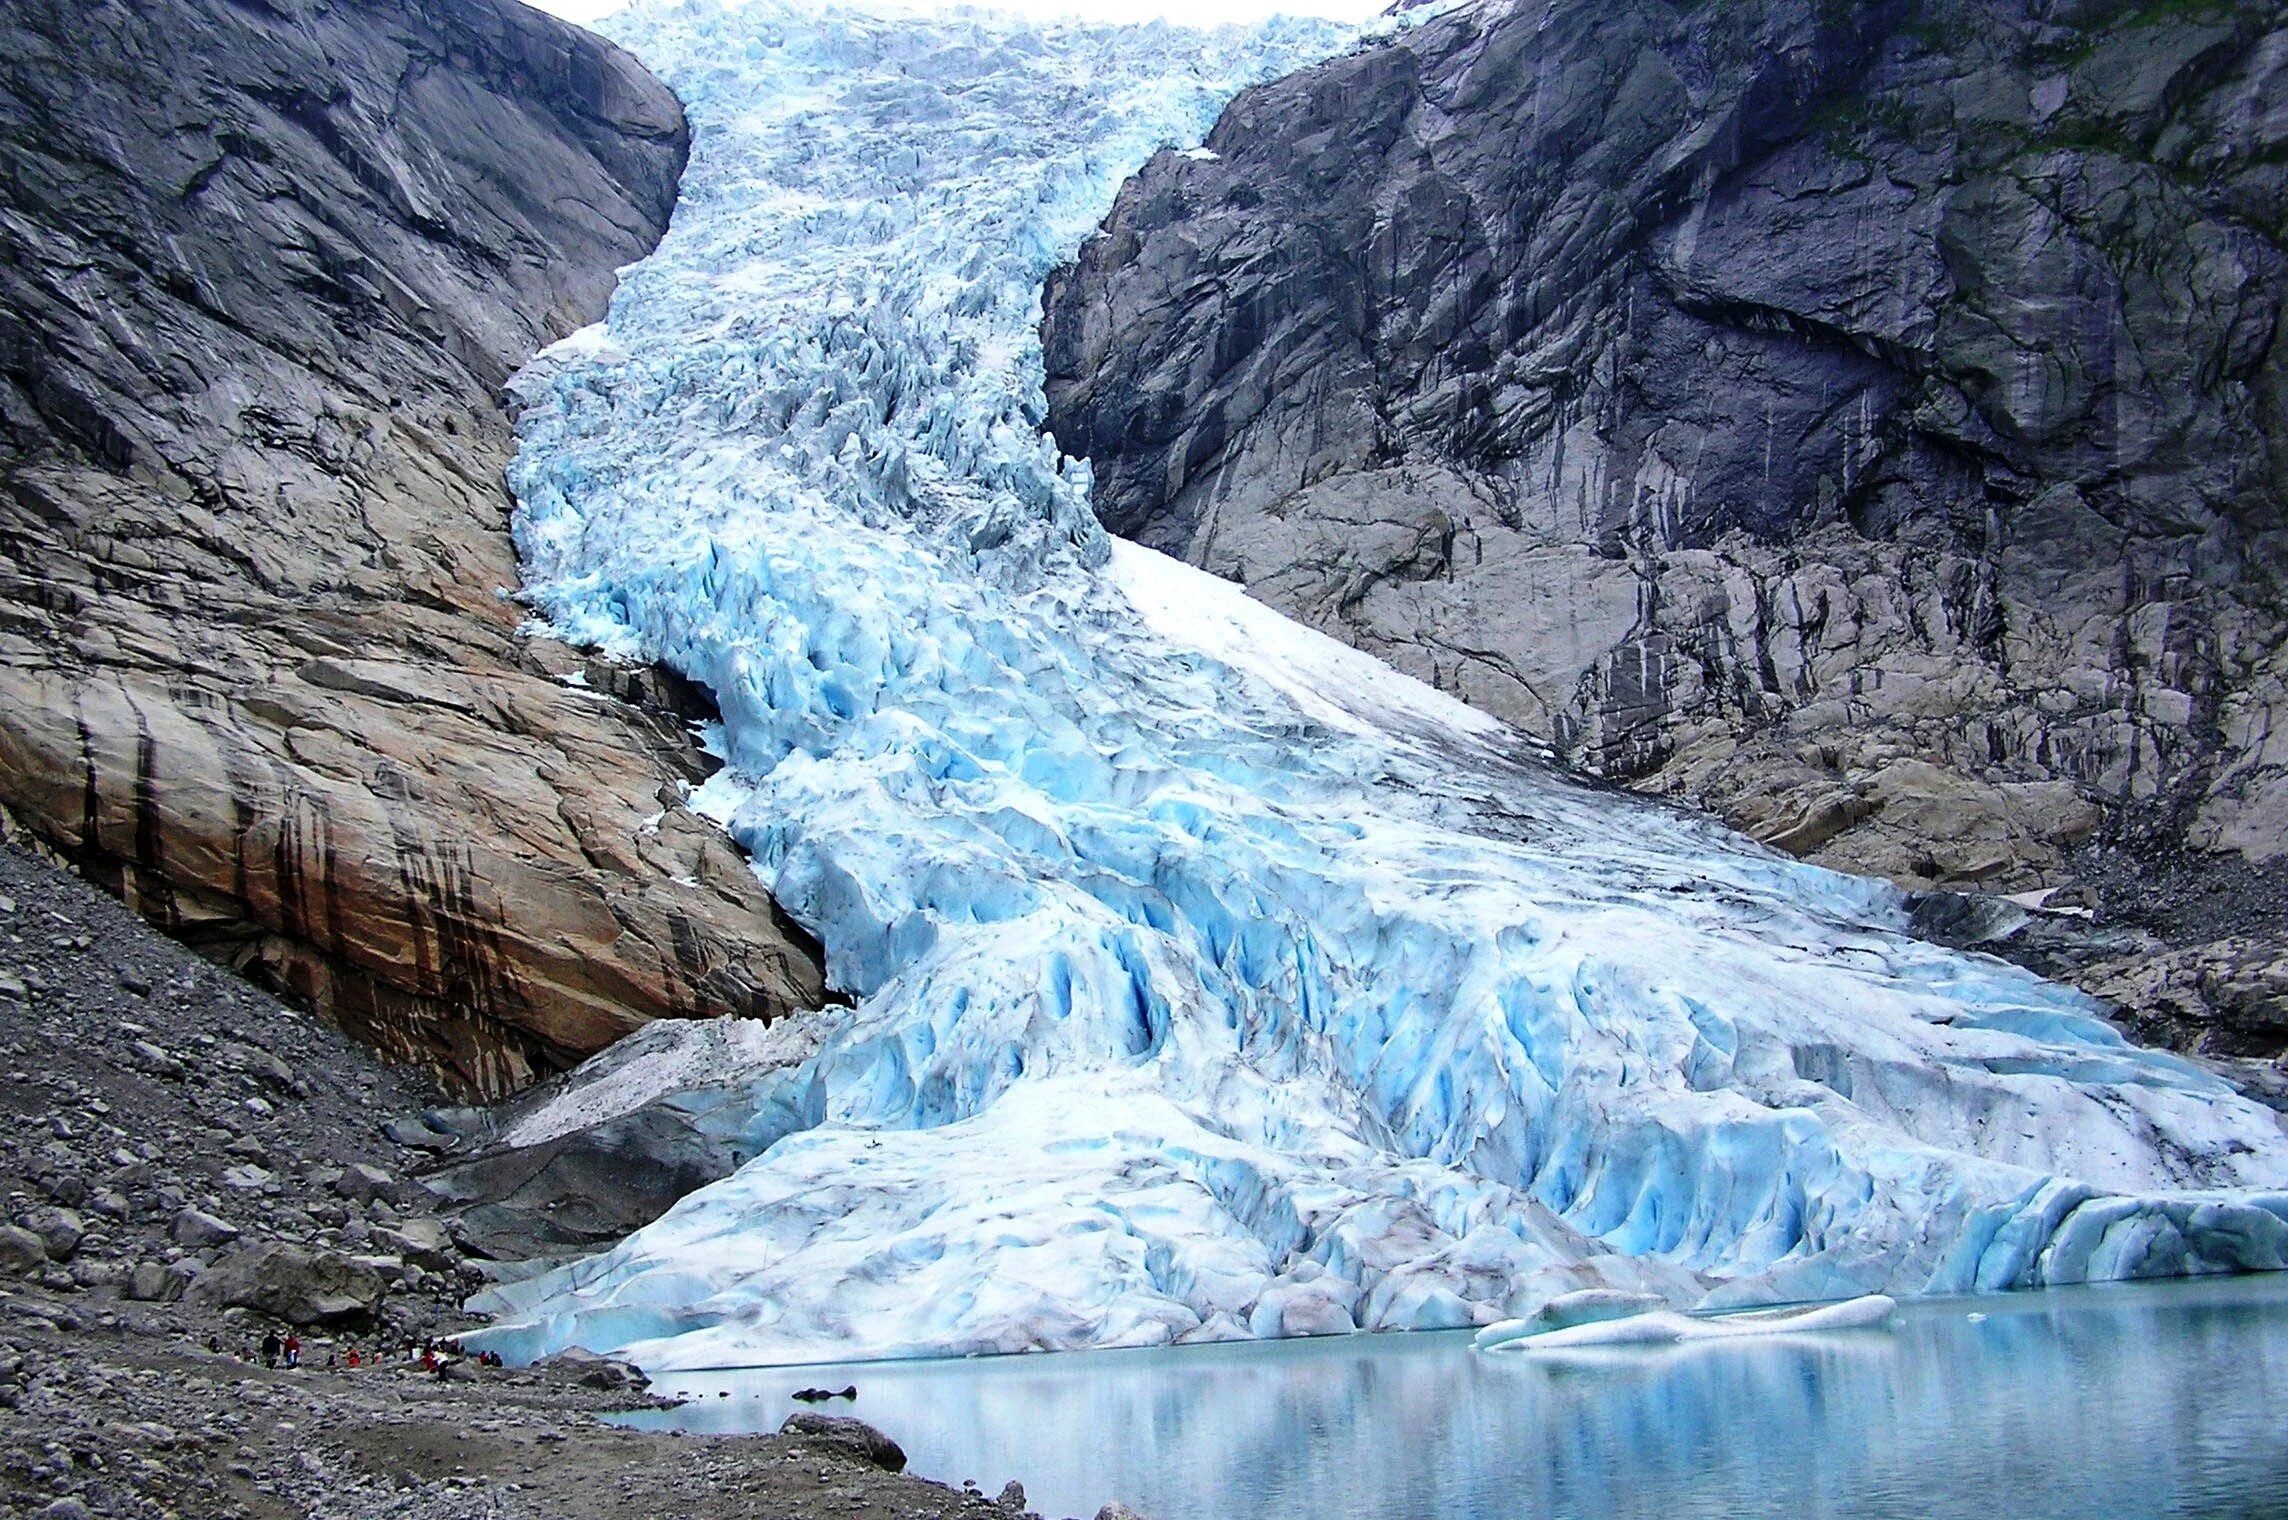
(0, 0, 828, 1094)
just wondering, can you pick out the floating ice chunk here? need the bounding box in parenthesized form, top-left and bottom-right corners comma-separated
(1470, 1288, 1669, 1349)
(1477, 1295, 1899, 1353)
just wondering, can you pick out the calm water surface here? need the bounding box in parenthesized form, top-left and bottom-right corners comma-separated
(618, 1275, 2288, 1520)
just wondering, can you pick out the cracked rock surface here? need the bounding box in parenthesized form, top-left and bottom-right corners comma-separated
(0, 0, 827, 1095)
(1044, 0, 2288, 1059)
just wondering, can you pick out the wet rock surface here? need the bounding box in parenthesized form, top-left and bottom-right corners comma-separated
(0, 0, 827, 1097)
(0, 840, 1056, 1520)
(1044, 0, 2288, 1057)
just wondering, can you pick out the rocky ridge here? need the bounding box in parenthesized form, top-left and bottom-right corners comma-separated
(0, 0, 828, 1097)
(1044, 0, 2288, 1059)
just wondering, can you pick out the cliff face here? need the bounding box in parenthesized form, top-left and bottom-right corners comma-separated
(0, 0, 828, 1096)
(1045, 0, 2288, 1059)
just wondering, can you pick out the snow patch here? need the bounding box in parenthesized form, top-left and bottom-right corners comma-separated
(1111, 540, 1513, 749)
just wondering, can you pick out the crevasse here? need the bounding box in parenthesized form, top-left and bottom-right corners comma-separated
(477, 0, 2288, 1370)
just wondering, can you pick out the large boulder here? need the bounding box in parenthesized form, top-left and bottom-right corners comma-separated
(778, 1414, 906, 1474)
(533, 1347, 649, 1391)
(188, 1242, 386, 1324)
(1044, 0, 2288, 1055)
(124, 1260, 191, 1304)
(0, 1225, 47, 1276)
(0, 0, 828, 1096)
(18, 1207, 81, 1263)
(170, 1207, 239, 1251)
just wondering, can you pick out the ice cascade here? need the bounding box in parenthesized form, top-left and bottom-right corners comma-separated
(479, 0, 2288, 1369)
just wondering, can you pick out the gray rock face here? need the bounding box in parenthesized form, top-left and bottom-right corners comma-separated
(0, 0, 828, 1096)
(1045, 0, 2288, 1056)
(424, 1102, 756, 1261)
(188, 1240, 386, 1324)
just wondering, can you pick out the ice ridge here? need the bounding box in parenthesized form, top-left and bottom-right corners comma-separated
(477, 0, 2288, 1370)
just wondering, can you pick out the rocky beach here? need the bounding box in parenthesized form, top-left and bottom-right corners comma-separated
(0, 837, 1070, 1520)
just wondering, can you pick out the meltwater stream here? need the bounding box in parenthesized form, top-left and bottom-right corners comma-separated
(482, 0, 2288, 1371)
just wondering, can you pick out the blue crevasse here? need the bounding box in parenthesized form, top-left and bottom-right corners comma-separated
(478, 0, 2288, 1370)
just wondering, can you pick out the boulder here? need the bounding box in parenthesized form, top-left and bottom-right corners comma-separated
(778, 1413, 907, 1473)
(124, 1260, 187, 1304)
(334, 1164, 395, 1205)
(370, 1218, 456, 1273)
(382, 1116, 458, 1153)
(187, 1242, 385, 1324)
(535, 1347, 650, 1391)
(19, 1207, 82, 1263)
(127, 1041, 185, 1080)
(221, 1043, 296, 1092)
(170, 1208, 239, 1250)
(0, 1225, 47, 1275)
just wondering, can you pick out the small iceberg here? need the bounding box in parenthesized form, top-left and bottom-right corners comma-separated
(1475, 1294, 1899, 1352)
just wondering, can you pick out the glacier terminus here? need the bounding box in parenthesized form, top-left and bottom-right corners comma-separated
(475, 0, 2288, 1371)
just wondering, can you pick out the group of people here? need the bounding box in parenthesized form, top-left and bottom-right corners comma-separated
(200, 1329, 307, 1368)
(207, 1329, 506, 1373)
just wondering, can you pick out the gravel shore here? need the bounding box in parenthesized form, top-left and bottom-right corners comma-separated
(0, 837, 1073, 1520)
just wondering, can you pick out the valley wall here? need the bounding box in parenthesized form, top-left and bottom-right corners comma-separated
(0, 0, 828, 1095)
(1045, 0, 2288, 1058)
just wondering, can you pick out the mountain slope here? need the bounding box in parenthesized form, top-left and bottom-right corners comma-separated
(1042, 0, 2288, 1057)
(0, 0, 828, 1094)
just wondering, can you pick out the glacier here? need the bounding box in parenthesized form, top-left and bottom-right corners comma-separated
(476, 0, 2288, 1370)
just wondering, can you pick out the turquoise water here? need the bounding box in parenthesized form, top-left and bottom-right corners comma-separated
(618, 1276, 2288, 1519)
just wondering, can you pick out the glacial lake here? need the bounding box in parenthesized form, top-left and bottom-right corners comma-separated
(617, 1274, 2288, 1520)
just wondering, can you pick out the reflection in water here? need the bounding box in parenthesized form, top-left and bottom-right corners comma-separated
(620, 1276, 2288, 1520)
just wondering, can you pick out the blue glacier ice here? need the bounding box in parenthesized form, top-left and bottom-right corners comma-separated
(476, 0, 2288, 1370)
